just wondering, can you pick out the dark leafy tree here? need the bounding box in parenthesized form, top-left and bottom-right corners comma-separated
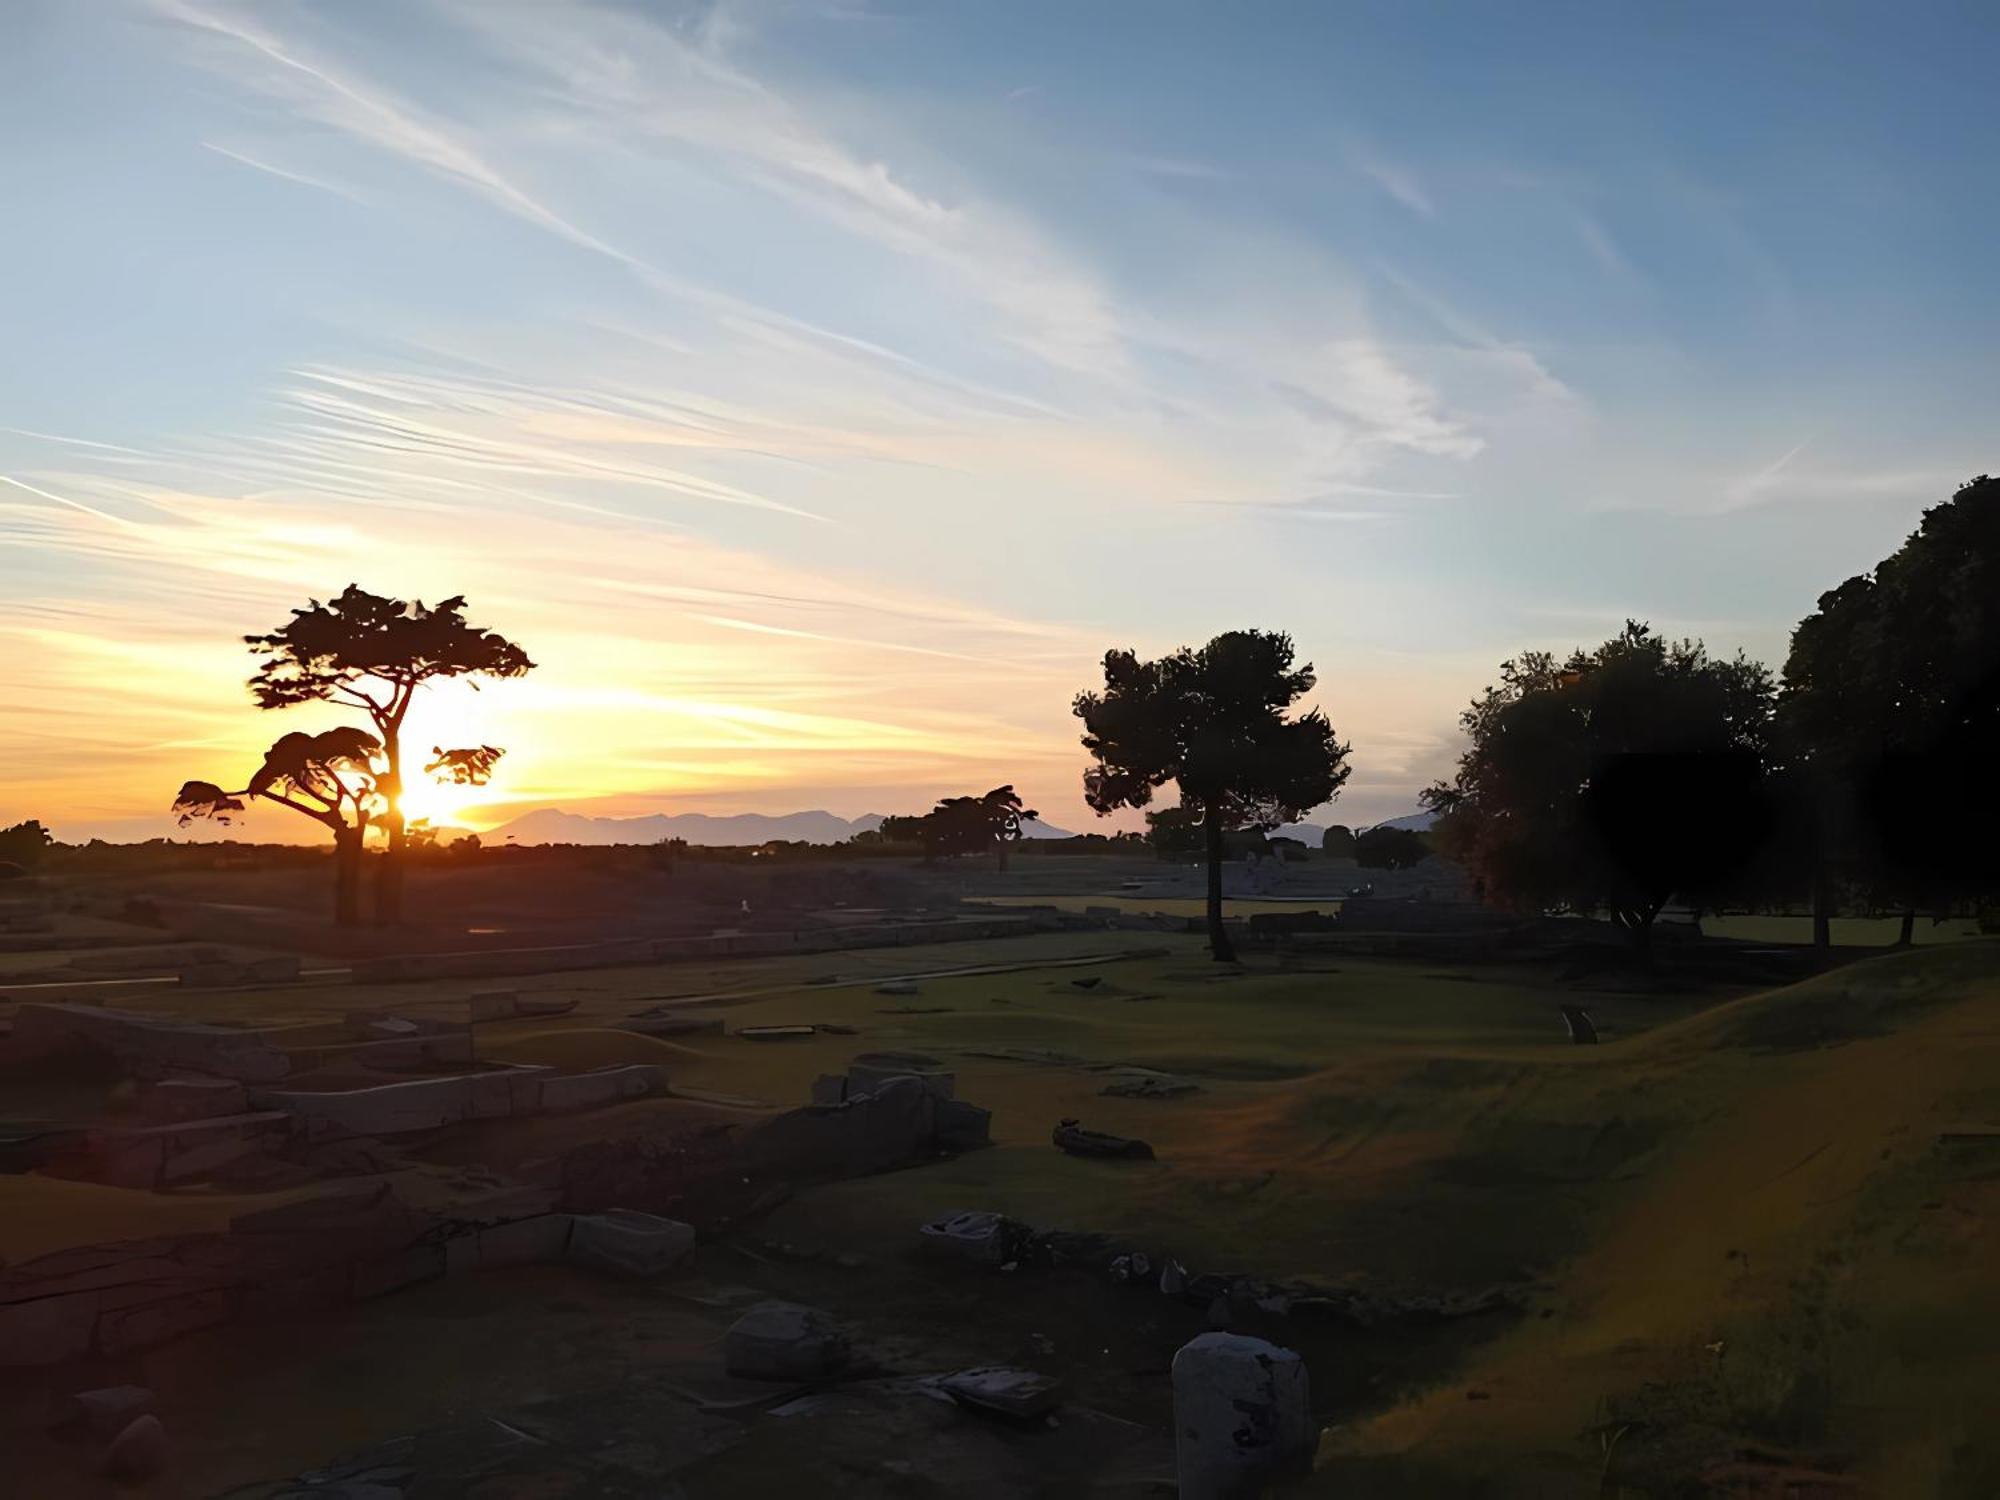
(0, 820, 54, 868)
(1145, 806, 1203, 861)
(425, 745, 505, 786)
(1320, 824, 1356, 858)
(245, 587, 533, 924)
(1355, 825, 1430, 870)
(1075, 630, 1351, 960)
(174, 727, 385, 925)
(927, 786, 1039, 868)
(1425, 622, 1777, 950)
(1781, 476, 2000, 945)
(652, 835, 689, 878)
(869, 815, 929, 848)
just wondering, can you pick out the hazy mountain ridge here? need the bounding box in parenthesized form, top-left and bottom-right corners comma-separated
(485, 807, 1076, 846)
(484, 806, 1421, 848)
(1270, 810, 1437, 844)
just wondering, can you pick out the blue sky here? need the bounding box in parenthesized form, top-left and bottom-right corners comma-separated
(2, 0, 1995, 840)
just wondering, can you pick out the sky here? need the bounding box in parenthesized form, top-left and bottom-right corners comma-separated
(3, 1, 1997, 843)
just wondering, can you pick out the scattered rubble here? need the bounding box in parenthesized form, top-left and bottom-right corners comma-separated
(1099, 1068, 1200, 1099)
(919, 1210, 1031, 1268)
(913, 1210, 1523, 1330)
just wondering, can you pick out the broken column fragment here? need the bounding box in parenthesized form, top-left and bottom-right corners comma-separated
(1171, 1332, 1312, 1499)
(1052, 1118, 1155, 1161)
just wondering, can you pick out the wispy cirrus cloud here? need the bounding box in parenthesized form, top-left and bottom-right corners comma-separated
(1350, 144, 1436, 218)
(200, 141, 367, 203)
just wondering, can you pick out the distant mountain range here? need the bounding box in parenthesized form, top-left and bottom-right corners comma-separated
(1373, 810, 1438, 832)
(1270, 810, 1436, 844)
(481, 804, 1425, 848)
(483, 807, 1077, 846)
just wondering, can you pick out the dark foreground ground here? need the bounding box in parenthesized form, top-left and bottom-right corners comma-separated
(2, 851, 1995, 1497)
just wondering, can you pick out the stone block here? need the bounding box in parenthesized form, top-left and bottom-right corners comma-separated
(444, 1214, 575, 1276)
(847, 1050, 954, 1100)
(919, 1210, 1024, 1267)
(96, 1289, 233, 1356)
(102, 1413, 167, 1482)
(935, 1098, 992, 1151)
(56, 1113, 290, 1190)
(11, 1003, 289, 1082)
(0, 1289, 100, 1366)
(537, 1064, 665, 1113)
(253, 1069, 544, 1135)
(1171, 1332, 1312, 1500)
(349, 1244, 447, 1300)
(940, 1366, 1063, 1420)
(135, 1078, 250, 1123)
(468, 990, 518, 1022)
(57, 1385, 155, 1440)
(810, 1073, 848, 1106)
(724, 1301, 849, 1381)
(566, 1210, 693, 1278)
(743, 1077, 937, 1178)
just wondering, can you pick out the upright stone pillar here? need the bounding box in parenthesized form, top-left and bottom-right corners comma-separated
(1171, 1331, 1312, 1498)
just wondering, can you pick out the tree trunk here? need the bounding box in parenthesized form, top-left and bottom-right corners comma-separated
(375, 732, 405, 926)
(1811, 866, 1832, 951)
(1613, 902, 1660, 957)
(1203, 807, 1235, 963)
(334, 825, 364, 927)
(1896, 909, 1916, 947)
(996, 839, 1010, 873)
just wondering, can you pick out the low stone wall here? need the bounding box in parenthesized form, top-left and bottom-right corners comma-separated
(45, 1112, 293, 1191)
(9, 1004, 293, 1083)
(176, 955, 302, 989)
(0, 1185, 692, 1369)
(347, 914, 1062, 985)
(250, 1064, 667, 1137)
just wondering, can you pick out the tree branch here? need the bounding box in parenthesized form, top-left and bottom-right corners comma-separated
(254, 789, 341, 830)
